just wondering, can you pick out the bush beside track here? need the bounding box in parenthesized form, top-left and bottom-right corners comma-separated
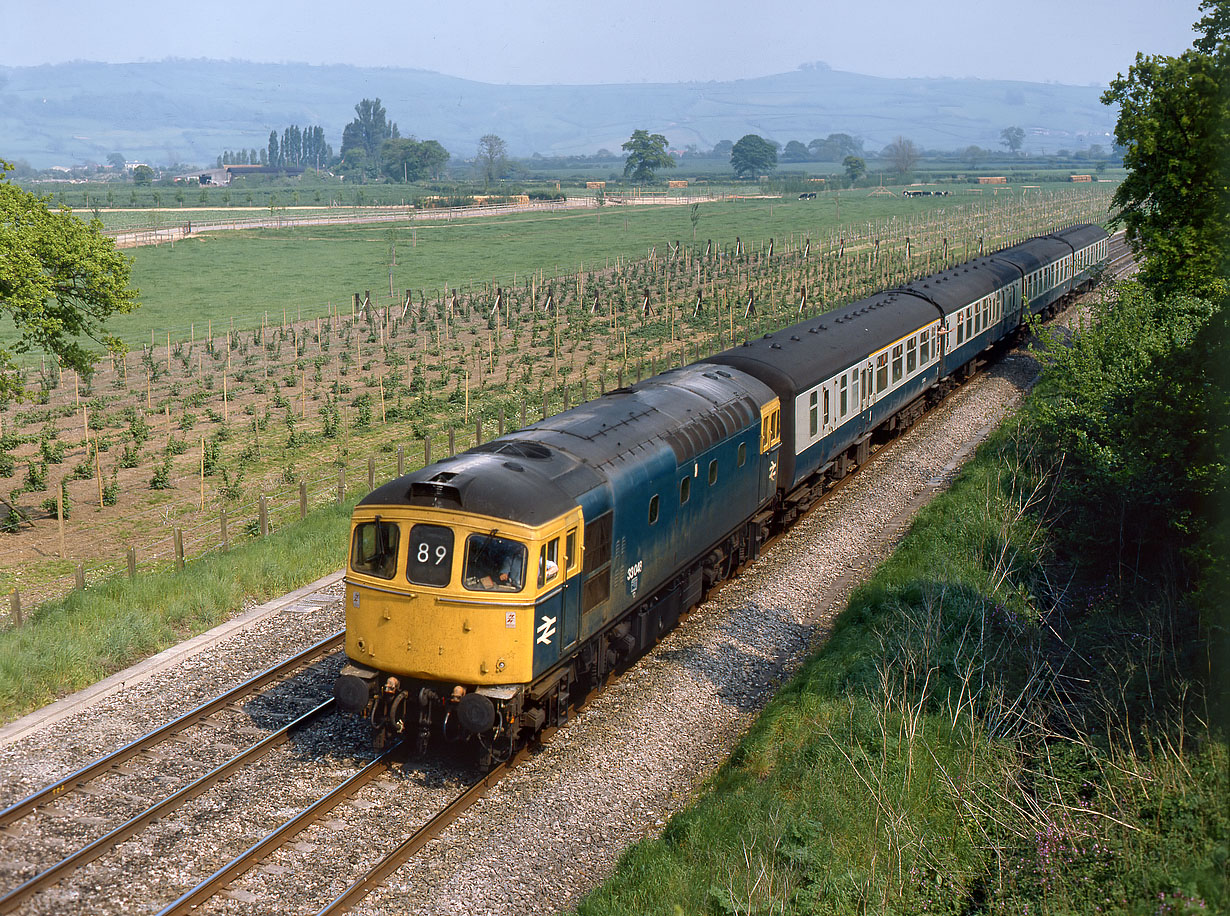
(576, 283, 1228, 915)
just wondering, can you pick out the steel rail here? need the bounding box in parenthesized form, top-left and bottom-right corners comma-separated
(316, 758, 516, 916)
(0, 700, 334, 914)
(154, 743, 401, 916)
(0, 630, 343, 829)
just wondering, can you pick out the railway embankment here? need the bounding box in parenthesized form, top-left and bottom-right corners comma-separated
(576, 281, 1228, 915)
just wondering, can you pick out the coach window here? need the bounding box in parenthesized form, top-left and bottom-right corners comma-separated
(737, 442, 747, 467)
(876, 353, 888, 392)
(708, 459, 718, 486)
(823, 388, 830, 425)
(839, 374, 849, 416)
(956, 312, 965, 345)
(919, 330, 929, 365)
(680, 476, 691, 505)
(648, 495, 660, 525)
(852, 368, 860, 407)
(809, 391, 818, 437)
(906, 337, 917, 374)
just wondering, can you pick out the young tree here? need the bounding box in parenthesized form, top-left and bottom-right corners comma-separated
(1000, 126, 1025, 154)
(622, 129, 675, 183)
(730, 134, 777, 178)
(476, 134, 508, 188)
(0, 162, 138, 402)
(1103, 0, 1229, 296)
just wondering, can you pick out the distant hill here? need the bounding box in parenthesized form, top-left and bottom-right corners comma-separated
(0, 59, 1116, 169)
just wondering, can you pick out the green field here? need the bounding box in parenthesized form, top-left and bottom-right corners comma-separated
(64, 183, 1115, 352)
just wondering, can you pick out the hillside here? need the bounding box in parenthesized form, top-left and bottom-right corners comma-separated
(0, 59, 1116, 168)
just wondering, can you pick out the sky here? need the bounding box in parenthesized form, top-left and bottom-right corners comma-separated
(0, 0, 1204, 87)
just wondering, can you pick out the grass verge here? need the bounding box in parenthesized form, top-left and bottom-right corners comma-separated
(0, 499, 354, 723)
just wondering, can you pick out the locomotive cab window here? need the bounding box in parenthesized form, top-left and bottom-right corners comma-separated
(760, 405, 781, 453)
(463, 533, 526, 592)
(351, 519, 401, 580)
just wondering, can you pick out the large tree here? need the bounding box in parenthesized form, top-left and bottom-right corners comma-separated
(730, 134, 777, 178)
(1102, 0, 1229, 296)
(0, 162, 138, 402)
(341, 98, 400, 180)
(476, 134, 508, 188)
(883, 136, 920, 175)
(1000, 125, 1025, 154)
(622, 129, 675, 183)
(380, 138, 450, 182)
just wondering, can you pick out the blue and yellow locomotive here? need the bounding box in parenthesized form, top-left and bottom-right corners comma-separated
(335, 364, 782, 761)
(334, 223, 1109, 760)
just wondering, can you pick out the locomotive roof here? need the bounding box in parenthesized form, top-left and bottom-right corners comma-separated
(358, 363, 772, 525)
(702, 287, 941, 396)
(900, 257, 1021, 316)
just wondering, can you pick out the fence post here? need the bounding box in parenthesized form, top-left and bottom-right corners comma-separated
(368, 456, 375, 491)
(221, 508, 229, 551)
(259, 496, 269, 537)
(174, 528, 184, 571)
(10, 590, 20, 628)
(76, 563, 85, 590)
(448, 428, 455, 457)
(57, 482, 65, 559)
(498, 407, 505, 437)
(337, 468, 346, 504)
(520, 398, 527, 429)
(423, 437, 432, 467)
(476, 417, 483, 446)
(300, 481, 308, 520)
(128, 546, 137, 579)
(397, 444, 405, 477)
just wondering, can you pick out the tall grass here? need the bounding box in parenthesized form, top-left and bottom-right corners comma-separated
(0, 499, 353, 722)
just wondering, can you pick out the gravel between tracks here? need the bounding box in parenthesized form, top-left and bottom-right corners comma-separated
(0, 297, 1099, 916)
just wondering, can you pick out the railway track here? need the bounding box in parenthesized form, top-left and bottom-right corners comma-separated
(0, 633, 344, 914)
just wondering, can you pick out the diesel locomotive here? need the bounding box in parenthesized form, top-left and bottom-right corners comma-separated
(334, 223, 1109, 762)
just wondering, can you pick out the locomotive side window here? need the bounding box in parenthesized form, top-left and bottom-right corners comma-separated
(708, 459, 718, 486)
(648, 495, 660, 525)
(680, 476, 691, 505)
(352, 519, 401, 580)
(582, 511, 613, 613)
(402, 523, 452, 587)
(538, 538, 560, 588)
(738, 442, 747, 467)
(463, 533, 525, 592)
